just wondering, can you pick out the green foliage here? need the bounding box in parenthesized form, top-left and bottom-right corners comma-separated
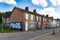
(0, 17, 2, 24)
(0, 27, 16, 33)
(0, 11, 11, 17)
(0, 11, 11, 24)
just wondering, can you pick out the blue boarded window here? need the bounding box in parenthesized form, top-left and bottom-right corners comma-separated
(10, 22, 23, 30)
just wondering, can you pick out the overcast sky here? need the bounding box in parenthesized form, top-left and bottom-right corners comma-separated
(0, 0, 60, 19)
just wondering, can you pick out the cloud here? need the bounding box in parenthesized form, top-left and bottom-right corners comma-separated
(37, 7, 59, 19)
(50, 0, 60, 6)
(0, 0, 17, 5)
(32, 0, 48, 7)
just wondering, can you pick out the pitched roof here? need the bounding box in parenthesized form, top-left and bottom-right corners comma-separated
(12, 7, 42, 17)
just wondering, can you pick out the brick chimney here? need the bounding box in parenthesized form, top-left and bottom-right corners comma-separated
(50, 17, 53, 20)
(33, 9, 36, 13)
(46, 15, 49, 18)
(57, 18, 59, 21)
(25, 7, 29, 11)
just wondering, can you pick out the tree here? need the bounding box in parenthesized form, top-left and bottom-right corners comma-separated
(0, 11, 11, 24)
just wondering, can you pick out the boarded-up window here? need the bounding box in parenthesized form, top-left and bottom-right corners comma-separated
(39, 17, 41, 21)
(37, 16, 38, 21)
(30, 22, 35, 29)
(53, 20, 56, 27)
(25, 13, 28, 20)
(31, 15, 33, 20)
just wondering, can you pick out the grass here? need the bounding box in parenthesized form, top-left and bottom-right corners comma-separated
(0, 27, 18, 33)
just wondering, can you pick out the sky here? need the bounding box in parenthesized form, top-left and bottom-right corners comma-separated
(0, 0, 60, 19)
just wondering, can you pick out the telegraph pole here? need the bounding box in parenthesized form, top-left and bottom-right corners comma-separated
(2, 17, 4, 33)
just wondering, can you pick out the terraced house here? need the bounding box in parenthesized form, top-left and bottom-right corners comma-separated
(9, 7, 60, 31)
(34, 9, 42, 30)
(41, 15, 47, 29)
(50, 19, 60, 28)
(45, 15, 53, 28)
(10, 7, 42, 31)
(47, 17, 53, 28)
(10, 7, 47, 31)
(24, 7, 36, 31)
(55, 19, 60, 27)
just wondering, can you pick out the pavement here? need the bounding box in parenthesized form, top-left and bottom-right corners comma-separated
(0, 27, 60, 40)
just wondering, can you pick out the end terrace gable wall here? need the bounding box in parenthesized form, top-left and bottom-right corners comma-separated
(10, 7, 24, 22)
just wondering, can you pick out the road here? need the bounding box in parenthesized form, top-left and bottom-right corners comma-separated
(0, 28, 60, 40)
(34, 31, 60, 40)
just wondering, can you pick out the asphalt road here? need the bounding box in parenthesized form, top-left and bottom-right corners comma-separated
(34, 30, 60, 40)
(0, 28, 60, 40)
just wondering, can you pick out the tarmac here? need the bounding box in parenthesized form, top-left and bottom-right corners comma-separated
(34, 31, 60, 40)
(0, 27, 60, 40)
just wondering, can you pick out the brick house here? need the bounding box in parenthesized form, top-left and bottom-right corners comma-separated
(10, 7, 39, 31)
(48, 17, 53, 28)
(53, 19, 57, 27)
(52, 19, 60, 28)
(42, 15, 53, 29)
(56, 19, 60, 27)
(10, 7, 60, 31)
(33, 10, 47, 30)
(45, 15, 53, 28)
(37, 14, 42, 29)
(41, 15, 46, 29)
(33, 9, 42, 30)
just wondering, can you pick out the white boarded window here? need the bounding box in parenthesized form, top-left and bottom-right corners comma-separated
(53, 20, 56, 27)
(37, 16, 38, 21)
(39, 17, 41, 21)
(25, 13, 28, 20)
(44, 18, 46, 22)
(30, 22, 35, 29)
(56, 21, 59, 26)
(31, 15, 33, 20)
(25, 21, 28, 31)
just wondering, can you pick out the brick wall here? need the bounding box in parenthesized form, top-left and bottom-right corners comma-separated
(10, 8, 24, 22)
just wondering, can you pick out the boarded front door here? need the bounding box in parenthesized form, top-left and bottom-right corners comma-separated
(25, 22, 28, 31)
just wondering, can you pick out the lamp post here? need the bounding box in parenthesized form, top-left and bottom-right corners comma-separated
(2, 17, 4, 33)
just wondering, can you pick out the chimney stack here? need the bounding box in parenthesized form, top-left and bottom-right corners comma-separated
(57, 18, 59, 20)
(50, 17, 53, 20)
(25, 7, 29, 11)
(46, 15, 49, 18)
(33, 9, 36, 13)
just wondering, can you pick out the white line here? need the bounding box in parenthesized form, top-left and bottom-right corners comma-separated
(30, 32, 52, 40)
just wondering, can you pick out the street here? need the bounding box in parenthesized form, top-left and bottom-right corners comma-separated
(0, 28, 60, 40)
(34, 31, 60, 40)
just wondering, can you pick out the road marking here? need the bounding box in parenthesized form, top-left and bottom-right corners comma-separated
(30, 32, 52, 40)
(30, 28, 60, 40)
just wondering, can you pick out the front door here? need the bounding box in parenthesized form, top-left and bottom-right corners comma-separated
(25, 22, 28, 31)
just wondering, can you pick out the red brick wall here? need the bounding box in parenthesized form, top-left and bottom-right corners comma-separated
(10, 8, 24, 22)
(41, 16, 46, 29)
